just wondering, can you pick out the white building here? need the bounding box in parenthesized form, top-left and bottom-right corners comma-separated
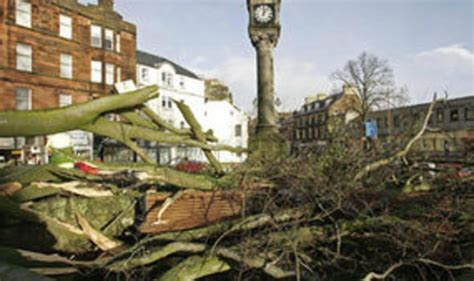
(136, 50, 248, 164)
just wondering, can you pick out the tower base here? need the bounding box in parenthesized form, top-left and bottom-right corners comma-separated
(248, 128, 288, 162)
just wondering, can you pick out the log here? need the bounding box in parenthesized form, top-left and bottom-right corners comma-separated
(75, 211, 123, 252)
(0, 182, 22, 196)
(0, 196, 92, 253)
(106, 242, 206, 271)
(0, 85, 158, 137)
(32, 182, 114, 198)
(133, 167, 219, 190)
(158, 255, 230, 281)
(216, 247, 295, 279)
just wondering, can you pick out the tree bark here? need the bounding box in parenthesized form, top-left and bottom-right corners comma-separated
(0, 85, 158, 137)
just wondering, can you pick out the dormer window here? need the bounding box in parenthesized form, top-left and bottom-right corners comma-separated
(162, 72, 173, 87)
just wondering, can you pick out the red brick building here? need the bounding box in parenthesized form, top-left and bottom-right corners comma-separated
(0, 0, 136, 160)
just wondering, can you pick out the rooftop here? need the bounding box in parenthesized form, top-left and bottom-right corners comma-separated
(137, 50, 199, 79)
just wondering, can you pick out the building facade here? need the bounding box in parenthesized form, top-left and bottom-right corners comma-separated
(0, 0, 136, 162)
(368, 96, 474, 157)
(291, 85, 360, 148)
(132, 50, 248, 165)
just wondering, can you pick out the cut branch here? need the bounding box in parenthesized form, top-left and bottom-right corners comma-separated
(0, 85, 158, 137)
(158, 255, 230, 281)
(354, 95, 440, 181)
(174, 100, 225, 175)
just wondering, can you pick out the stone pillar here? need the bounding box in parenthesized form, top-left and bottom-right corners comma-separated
(256, 37, 277, 133)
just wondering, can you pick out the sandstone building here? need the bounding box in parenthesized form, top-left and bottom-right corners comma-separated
(368, 96, 474, 157)
(0, 0, 136, 160)
(290, 85, 360, 148)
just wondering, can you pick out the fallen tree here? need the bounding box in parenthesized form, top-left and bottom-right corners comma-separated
(0, 85, 245, 175)
(0, 92, 472, 281)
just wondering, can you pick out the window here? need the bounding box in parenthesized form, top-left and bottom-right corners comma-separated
(162, 72, 173, 87)
(235, 125, 242, 137)
(105, 29, 114, 50)
(465, 107, 474, 121)
(393, 115, 400, 128)
(59, 15, 72, 39)
(16, 88, 31, 110)
(161, 96, 172, 109)
(117, 67, 122, 82)
(91, 60, 102, 83)
(16, 43, 32, 72)
(141, 68, 149, 82)
(105, 63, 114, 85)
(59, 94, 72, 107)
(116, 34, 121, 52)
(91, 25, 102, 48)
(16, 0, 31, 28)
(60, 54, 73, 79)
(450, 109, 459, 122)
(179, 77, 185, 89)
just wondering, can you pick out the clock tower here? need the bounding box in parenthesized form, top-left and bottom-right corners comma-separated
(247, 0, 286, 155)
(248, 0, 281, 134)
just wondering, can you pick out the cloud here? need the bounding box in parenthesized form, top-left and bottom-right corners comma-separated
(191, 56, 333, 114)
(416, 44, 474, 70)
(397, 44, 474, 103)
(190, 45, 473, 114)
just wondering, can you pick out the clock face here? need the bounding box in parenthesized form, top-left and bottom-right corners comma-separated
(254, 5, 274, 24)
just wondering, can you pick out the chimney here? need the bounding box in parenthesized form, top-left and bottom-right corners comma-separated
(98, 0, 114, 9)
(343, 84, 358, 96)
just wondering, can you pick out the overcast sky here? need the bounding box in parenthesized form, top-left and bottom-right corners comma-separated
(82, 0, 473, 113)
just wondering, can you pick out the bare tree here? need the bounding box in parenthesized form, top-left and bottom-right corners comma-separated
(332, 52, 408, 122)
